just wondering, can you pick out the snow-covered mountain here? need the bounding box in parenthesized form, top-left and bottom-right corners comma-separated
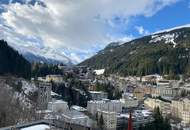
(8, 42, 73, 65)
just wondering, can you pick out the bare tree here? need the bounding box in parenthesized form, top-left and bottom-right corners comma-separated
(0, 82, 37, 127)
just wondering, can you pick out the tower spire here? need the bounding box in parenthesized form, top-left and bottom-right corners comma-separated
(127, 111, 133, 130)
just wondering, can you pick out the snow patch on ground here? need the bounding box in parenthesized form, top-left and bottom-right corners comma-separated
(22, 81, 37, 95)
(94, 69, 105, 75)
(150, 33, 178, 48)
(21, 124, 50, 130)
(14, 91, 32, 108)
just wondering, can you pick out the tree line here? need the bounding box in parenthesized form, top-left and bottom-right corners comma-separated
(0, 40, 31, 79)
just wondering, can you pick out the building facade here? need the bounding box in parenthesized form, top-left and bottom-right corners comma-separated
(98, 110, 117, 130)
(171, 98, 190, 124)
(37, 81, 52, 110)
(144, 97, 171, 116)
(153, 86, 180, 98)
(46, 75, 64, 83)
(48, 100, 68, 113)
(87, 99, 122, 116)
(89, 91, 108, 100)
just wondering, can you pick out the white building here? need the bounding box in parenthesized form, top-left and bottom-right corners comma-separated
(120, 98, 138, 108)
(98, 110, 117, 130)
(89, 91, 108, 100)
(62, 110, 90, 126)
(141, 74, 163, 82)
(87, 99, 122, 115)
(157, 80, 170, 87)
(48, 100, 68, 113)
(120, 93, 138, 108)
(153, 86, 180, 98)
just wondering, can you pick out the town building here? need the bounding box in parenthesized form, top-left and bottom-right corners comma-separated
(144, 97, 171, 116)
(61, 110, 91, 127)
(46, 75, 64, 83)
(156, 80, 170, 87)
(37, 81, 52, 110)
(171, 97, 190, 124)
(153, 86, 180, 98)
(120, 93, 138, 108)
(133, 86, 155, 101)
(87, 99, 122, 116)
(141, 74, 163, 83)
(117, 110, 153, 129)
(89, 91, 108, 100)
(98, 110, 117, 130)
(47, 100, 68, 113)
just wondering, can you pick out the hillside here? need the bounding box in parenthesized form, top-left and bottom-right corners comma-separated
(80, 27, 190, 78)
(0, 76, 38, 127)
(0, 40, 31, 78)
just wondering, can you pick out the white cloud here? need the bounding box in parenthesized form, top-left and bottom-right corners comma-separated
(135, 26, 149, 35)
(0, 0, 179, 62)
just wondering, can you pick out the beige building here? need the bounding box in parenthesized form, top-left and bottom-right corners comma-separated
(98, 110, 117, 130)
(144, 97, 171, 116)
(46, 75, 64, 83)
(171, 98, 190, 124)
(133, 86, 155, 101)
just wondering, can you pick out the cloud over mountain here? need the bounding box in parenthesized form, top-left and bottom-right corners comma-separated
(0, 0, 179, 62)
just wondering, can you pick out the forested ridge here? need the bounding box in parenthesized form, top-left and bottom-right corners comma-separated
(0, 40, 31, 78)
(80, 28, 190, 78)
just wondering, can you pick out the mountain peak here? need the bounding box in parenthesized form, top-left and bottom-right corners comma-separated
(7, 42, 73, 65)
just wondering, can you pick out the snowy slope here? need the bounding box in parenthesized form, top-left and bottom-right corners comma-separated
(8, 42, 73, 65)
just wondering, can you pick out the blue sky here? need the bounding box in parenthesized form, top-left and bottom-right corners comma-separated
(110, 0, 190, 39)
(0, 0, 190, 63)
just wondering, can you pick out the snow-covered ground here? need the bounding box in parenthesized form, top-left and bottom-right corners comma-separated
(2, 79, 38, 108)
(22, 81, 37, 95)
(150, 33, 178, 48)
(21, 124, 50, 130)
(94, 69, 105, 75)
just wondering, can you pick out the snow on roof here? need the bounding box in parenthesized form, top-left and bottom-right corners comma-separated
(88, 99, 121, 103)
(62, 110, 88, 119)
(89, 91, 106, 94)
(49, 100, 68, 104)
(71, 105, 87, 111)
(51, 91, 60, 96)
(21, 124, 50, 130)
(94, 69, 105, 75)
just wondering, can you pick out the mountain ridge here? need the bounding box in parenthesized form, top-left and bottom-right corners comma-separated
(80, 26, 190, 78)
(7, 42, 73, 65)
